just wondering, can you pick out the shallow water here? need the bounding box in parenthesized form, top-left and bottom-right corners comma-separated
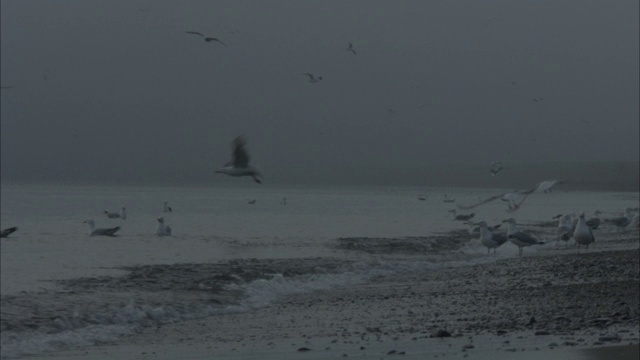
(1, 183, 638, 359)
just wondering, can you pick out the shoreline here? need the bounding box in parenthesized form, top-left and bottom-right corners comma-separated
(25, 236, 639, 360)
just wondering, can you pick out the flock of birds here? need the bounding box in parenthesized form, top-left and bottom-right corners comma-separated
(462, 207, 640, 256)
(1, 137, 638, 256)
(80, 201, 174, 237)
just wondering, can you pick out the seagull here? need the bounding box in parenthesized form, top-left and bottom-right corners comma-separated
(573, 213, 595, 252)
(586, 210, 602, 230)
(504, 218, 544, 256)
(554, 214, 573, 248)
(490, 161, 504, 176)
(347, 41, 356, 55)
(104, 207, 127, 219)
(448, 209, 474, 221)
(1, 227, 18, 238)
(185, 31, 229, 47)
(247, 199, 256, 204)
(215, 136, 262, 184)
(302, 73, 323, 83)
(163, 201, 173, 213)
(604, 207, 634, 232)
(476, 221, 508, 254)
(84, 219, 120, 236)
(156, 217, 172, 236)
(467, 221, 500, 240)
(631, 212, 640, 229)
(457, 180, 563, 212)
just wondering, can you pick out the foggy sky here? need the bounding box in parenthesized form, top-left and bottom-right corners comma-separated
(1, 0, 638, 187)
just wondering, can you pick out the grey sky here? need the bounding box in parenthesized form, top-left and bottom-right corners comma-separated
(1, 0, 638, 186)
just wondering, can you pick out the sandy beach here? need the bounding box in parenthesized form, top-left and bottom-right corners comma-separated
(26, 223, 639, 360)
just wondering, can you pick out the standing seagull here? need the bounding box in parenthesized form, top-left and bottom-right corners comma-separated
(347, 42, 356, 55)
(604, 207, 634, 232)
(302, 73, 323, 83)
(586, 210, 602, 230)
(185, 31, 229, 47)
(215, 136, 262, 184)
(1, 227, 18, 238)
(477, 221, 508, 254)
(573, 213, 595, 252)
(554, 214, 573, 248)
(504, 218, 544, 256)
(156, 217, 172, 236)
(163, 201, 173, 213)
(84, 219, 120, 236)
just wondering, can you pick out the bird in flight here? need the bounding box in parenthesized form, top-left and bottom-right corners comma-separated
(490, 161, 504, 176)
(215, 136, 262, 184)
(457, 180, 564, 212)
(347, 42, 356, 55)
(185, 31, 229, 47)
(302, 73, 323, 83)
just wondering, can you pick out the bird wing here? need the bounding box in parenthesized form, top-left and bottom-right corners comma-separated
(186, 31, 205, 37)
(302, 73, 314, 80)
(205, 37, 229, 46)
(1, 227, 18, 237)
(456, 193, 504, 210)
(231, 136, 250, 167)
(492, 233, 508, 246)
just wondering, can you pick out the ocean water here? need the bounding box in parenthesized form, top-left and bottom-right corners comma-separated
(1, 183, 638, 359)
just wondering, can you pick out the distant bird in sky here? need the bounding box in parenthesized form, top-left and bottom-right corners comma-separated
(84, 219, 120, 236)
(1, 227, 18, 238)
(247, 199, 256, 204)
(302, 73, 323, 83)
(347, 41, 356, 55)
(185, 31, 229, 47)
(155, 217, 172, 236)
(215, 136, 262, 184)
(104, 207, 127, 219)
(163, 201, 173, 213)
(490, 161, 504, 176)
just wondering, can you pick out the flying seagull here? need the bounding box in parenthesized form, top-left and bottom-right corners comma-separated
(347, 42, 356, 55)
(163, 201, 173, 213)
(302, 73, 323, 83)
(185, 31, 229, 47)
(490, 161, 504, 176)
(84, 219, 121, 236)
(1, 227, 18, 238)
(457, 180, 563, 212)
(215, 136, 262, 184)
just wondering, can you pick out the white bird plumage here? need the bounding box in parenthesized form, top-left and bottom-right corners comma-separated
(84, 219, 120, 236)
(573, 213, 595, 251)
(215, 136, 262, 184)
(104, 207, 127, 219)
(156, 217, 172, 236)
(504, 218, 544, 256)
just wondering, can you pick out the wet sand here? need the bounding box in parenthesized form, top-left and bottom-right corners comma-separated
(31, 229, 639, 359)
